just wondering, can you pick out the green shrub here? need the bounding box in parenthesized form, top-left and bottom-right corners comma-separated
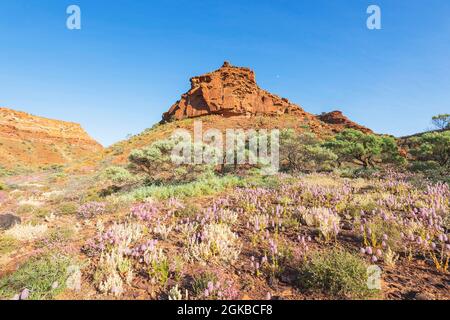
(352, 167, 380, 179)
(36, 227, 75, 248)
(336, 167, 380, 179)
(128, 138, 215, 184)
(242, 172, 283, 189)
(342, 195, 377, 217)
(111, 145, 124, 155)
(192, 272, 218, 296)
(49, 172, 67, 182)
(102, 166, 134, 186)
(0, 166, 13, 177)
(175, 203, 200, 219)
(410, 131, 449, 168)
(0, 254, 72, 300)
(362, 216, 403, 251)
(324, 129, 405, 168)
(408, 130, 450, 182)
(57, 202, 78, 216)
(34, 207, 51, 219)
(127, 175, 243, 200)
(280, 130, 337, 172)
(16, 204, 37, 215)
(432, 114, 450, 130)
(0, 236, 19, 255)
(297, 248, 375, 299)
(148, 258, 170, 287)
(409, 160, 441, 172)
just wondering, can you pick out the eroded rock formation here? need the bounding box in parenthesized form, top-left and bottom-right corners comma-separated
(163, 61, 306, 121)
(162, 62, 372, 135)
(317, 111, 372, 134)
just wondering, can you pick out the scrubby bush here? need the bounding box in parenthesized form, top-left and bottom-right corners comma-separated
(57, 202, 78, 216)
(77, 201, 106, 219)
(38, 227, 75, 247)
(360, 216, 403, 252)
(301, 207, 341, 241)
(432, 114, 450, 130)
(186, 223, 242, 264)
(410, 131, 449, 169)
(0, 254, 72, 300)
(196, 278, 240, 300)
(280, 129, 337, 172)
(168, 285, 183, 300)
(87, 221, 145, 296)
(409, 160, 441, 172)
(126, 175, 243, 201)
(192, 272, 218, 296)
(94, 248, 134, 296)
(0, 166, 13, 177)
(102, 166, 135, 186)
(128, 138, 215, 184)
(297, 248, 375, 298)
(175, 203, 200, 219)
(0, 236, 19, 255)
(16, 204, 38, 215)
(340, 194, 377, 217)
(324, 129, 405, 168)
(130, 202, 158, 222)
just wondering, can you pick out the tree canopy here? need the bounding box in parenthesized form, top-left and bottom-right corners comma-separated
(410, 131, 450, 168)
(431, 114, 450, 130)
(324, 129, 404, 168)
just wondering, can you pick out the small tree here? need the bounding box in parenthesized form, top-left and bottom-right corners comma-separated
(432, 114, 450, 130)
(102, 166, 135, 187)
(280, 129, 338, 172)
(324, 129, 404, 168)
(128, 138, 215, 184)
(410, 131, 450, 168)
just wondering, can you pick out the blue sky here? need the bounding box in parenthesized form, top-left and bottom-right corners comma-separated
(0, 0, 449, 146)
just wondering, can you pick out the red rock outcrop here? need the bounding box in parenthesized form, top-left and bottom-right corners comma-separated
(317, 111, 373, 134)
(162, 62, 372, 135)
(163, 61, 307, 121)
(0, 107, 103, 168)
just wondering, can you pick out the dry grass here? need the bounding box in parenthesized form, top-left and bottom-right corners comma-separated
(5, 223, 48, 241)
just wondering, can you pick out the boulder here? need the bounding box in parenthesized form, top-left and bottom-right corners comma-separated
(0, 213, 21, 230)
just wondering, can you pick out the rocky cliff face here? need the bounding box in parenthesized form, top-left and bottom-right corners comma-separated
(162, 62, 372, 134)
(317, 111, 372, 134)
(0, 107, 103, 169)
(163, 61, 307, 121)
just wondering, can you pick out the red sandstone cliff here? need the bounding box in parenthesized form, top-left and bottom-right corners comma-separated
(162, 62, 372, 134)
(163, 61, 307, 121)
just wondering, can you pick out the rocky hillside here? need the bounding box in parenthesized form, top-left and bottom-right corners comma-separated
(162, 61, 371, 132)
(0, 107, 103, 169)
(318, 111, 373, 134)
(104, 62, 372, 164)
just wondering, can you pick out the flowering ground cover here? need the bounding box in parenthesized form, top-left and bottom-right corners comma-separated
(0, 169, 448, 300)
